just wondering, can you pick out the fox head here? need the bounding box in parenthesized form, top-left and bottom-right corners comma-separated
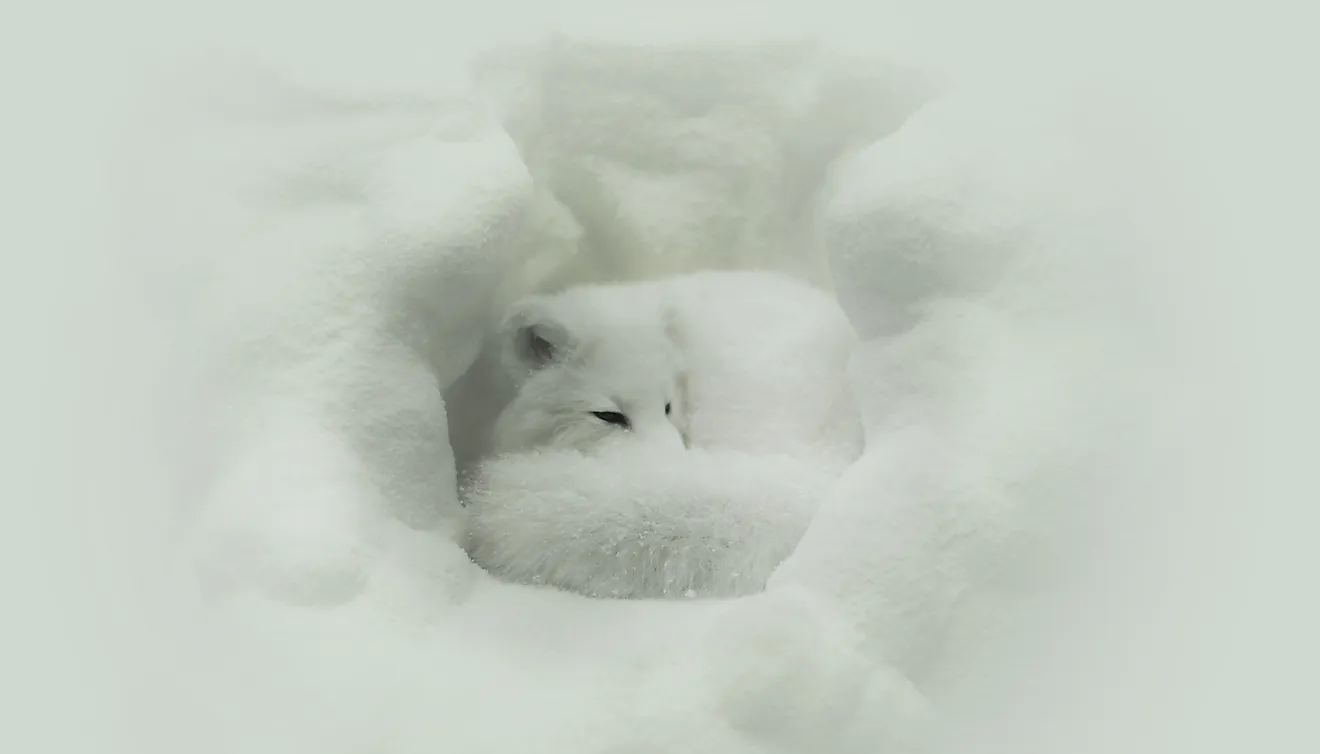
(491, 286, 689, 455)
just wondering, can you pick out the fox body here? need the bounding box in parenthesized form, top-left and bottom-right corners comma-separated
(490, 283, 689, 456)
(465, 272, 858, 599)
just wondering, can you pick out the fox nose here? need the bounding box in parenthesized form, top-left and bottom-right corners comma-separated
(641, 417, 687, 453)
(660, 425, 687, 453)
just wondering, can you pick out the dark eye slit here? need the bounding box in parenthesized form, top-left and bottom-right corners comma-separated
(665, 402, 672, 415)
(591, 411, 631, 428)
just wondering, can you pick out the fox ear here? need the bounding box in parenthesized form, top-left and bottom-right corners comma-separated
(501, 296, 573, 374)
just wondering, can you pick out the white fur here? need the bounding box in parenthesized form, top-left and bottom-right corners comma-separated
(491, 283, 689, 455)
(661, 270, 863, 463)
(468, 271, 862, 599)
(462, 446, 838, 599)
(489, 270, 862, 460)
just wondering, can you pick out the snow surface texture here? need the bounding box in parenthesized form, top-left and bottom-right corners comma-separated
(144, 35, 1166, 754)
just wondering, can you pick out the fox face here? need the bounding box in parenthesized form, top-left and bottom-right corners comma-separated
(491, 286, 689, 455)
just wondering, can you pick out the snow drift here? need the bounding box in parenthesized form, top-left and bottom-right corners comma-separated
(104, 18, 1197, 754)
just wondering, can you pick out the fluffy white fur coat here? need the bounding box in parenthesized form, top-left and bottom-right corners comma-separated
(462, 446, 843, 599)
(460, 270, 861, 599)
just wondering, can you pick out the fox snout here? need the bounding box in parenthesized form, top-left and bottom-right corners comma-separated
(631, 420, 687, 454)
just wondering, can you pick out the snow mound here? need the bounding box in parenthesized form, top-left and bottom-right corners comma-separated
(127, 29, 1170, 754)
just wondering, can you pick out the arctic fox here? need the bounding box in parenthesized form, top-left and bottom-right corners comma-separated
(490, 283, 689, 455)
(463, 271, 858, 599)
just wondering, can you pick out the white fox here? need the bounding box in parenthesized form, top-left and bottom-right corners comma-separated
(462, 272, 859, 599)
(490, 283, 689, 456)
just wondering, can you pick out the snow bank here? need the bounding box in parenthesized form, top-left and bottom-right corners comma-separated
(82, 7, 1262, 754)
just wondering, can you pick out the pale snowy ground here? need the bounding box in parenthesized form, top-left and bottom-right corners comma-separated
(4, 1, 1318, 754)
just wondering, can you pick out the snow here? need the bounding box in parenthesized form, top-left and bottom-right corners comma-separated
(153, 38, 1142, 746)
(6, 1, 1319, 754)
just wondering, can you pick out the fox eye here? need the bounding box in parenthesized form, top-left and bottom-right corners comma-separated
(664, 402, 672, 416)
(591, 411, 631, 429)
